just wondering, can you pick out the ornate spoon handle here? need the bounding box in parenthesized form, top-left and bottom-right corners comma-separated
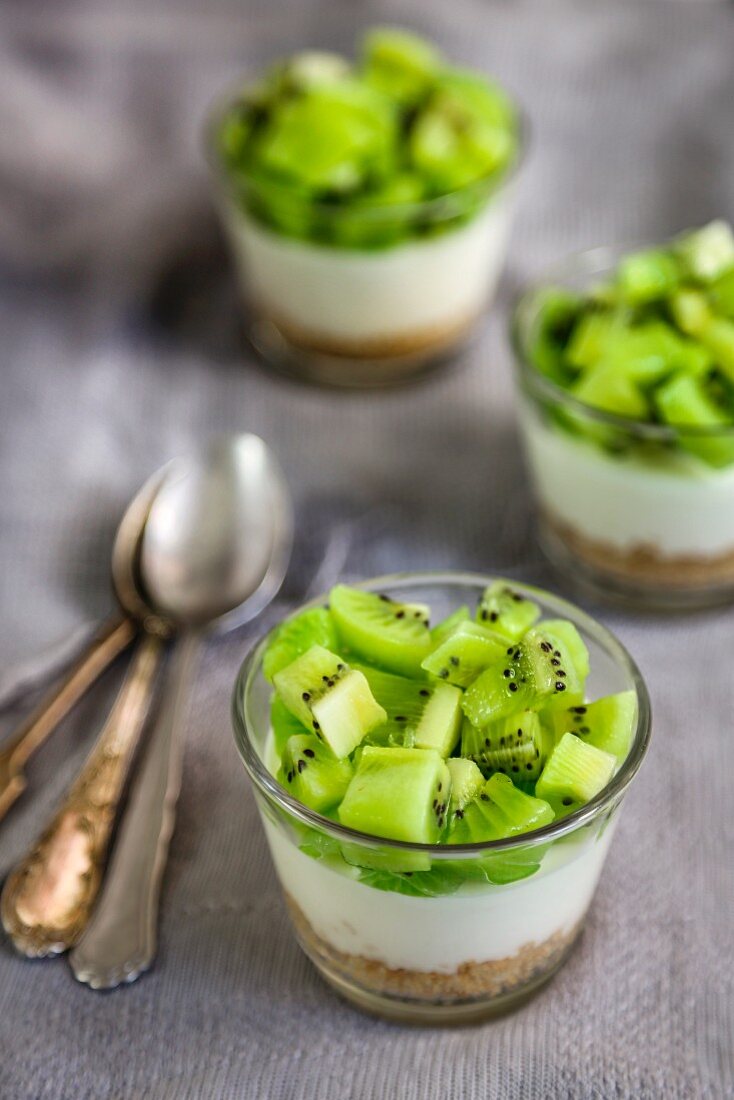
(1, 633, 163, 958)
(69, 631, 199, 989)
(0, 614, 136, 823)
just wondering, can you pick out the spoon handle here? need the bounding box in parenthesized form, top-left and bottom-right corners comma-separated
(1, 633, 163, 958)
(0, 614, 136, 823)
(69, 631, 200, 989)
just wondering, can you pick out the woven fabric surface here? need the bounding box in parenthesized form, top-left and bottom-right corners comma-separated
(1, 1, 733, 1097)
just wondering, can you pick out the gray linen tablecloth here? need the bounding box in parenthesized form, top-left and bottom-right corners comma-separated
(1, 1, 733, 1097)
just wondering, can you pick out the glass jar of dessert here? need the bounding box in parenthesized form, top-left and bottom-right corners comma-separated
(232, 573, 650, 1024)
(207, 29, 525, 387)
(513, 222, 734, 609)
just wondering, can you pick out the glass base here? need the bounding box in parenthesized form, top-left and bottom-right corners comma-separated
(301, 937, 579, 1025)
(538, 515, 734, 612)
(247, 316, 475, 389)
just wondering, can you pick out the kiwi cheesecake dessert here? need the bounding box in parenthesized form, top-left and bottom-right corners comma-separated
(207, 28, 523, 385)
(514, 221, 734, 607)
(232, 574, 650, 1022)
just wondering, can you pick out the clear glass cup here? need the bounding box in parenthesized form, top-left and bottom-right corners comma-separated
(232, 572, 651, 1024)
(205, 96, 526, 388)
(513, 246, 734, 610)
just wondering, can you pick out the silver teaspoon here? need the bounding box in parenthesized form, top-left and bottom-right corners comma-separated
(69, 433, 292, 989)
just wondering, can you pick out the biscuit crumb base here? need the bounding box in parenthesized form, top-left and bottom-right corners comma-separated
(285, 892, 580, 1004)
(545, 511, 734, 590)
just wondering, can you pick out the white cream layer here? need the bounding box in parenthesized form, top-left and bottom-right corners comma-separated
(223, 189, 515, 343)
(264, 817, 612, 973)
(521, 405, 734, 557)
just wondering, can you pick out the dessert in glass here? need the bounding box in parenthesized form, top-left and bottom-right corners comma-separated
(232, 573, 650, 1023)
(513, 221, 734, 608)
(207, 28, 524, 387)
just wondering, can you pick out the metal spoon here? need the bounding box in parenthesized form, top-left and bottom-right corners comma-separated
(69, 434, 292, 989)
(0, 465, 172, 824)
(0, 466, 181, 956)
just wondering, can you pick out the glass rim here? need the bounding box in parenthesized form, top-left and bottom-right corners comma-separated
(511, 241, 734, 442)
(202, 81, 529, 225)
(231, 570, 652, 857)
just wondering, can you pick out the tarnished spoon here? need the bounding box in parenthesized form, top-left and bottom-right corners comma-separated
(0, 464, 173, 824)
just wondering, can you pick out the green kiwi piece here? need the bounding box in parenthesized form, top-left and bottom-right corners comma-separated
(475, 581, 540, 641)
(273, 51, 353, 94)
(617, 249, 680, 306)
(675, 220, 734, 283)
(271, 695, 309, 757)
(461, 711, 551, 782)
(353, 663, 462, 756)
(445, 758, 484, 826)
(655, 372, 734, 467)
(536, 732, 616, 815)
(521, 287, 583, 386)
(329, 584, 432, 677)
(566, 308, 626, 371)
(263, 607, 337, 682)
(447, 774, 554, 883)
(277, 734, 353, 813)
(361, 26, 441, 105)
(539, 619, 588, 711)
(710, 268, 734, 319)
(253, 81, 396, 194)
(571, 368, 649, 420)
(337, 746, 451, 844)
(421, 621, 507, 687)
(429, 605, 471, 647)
(273, 644, 387, 759)
(548, 691, 637, 765)
(462, 625, 579, 728)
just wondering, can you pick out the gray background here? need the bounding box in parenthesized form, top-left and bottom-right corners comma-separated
(1, 1, 733, 1097)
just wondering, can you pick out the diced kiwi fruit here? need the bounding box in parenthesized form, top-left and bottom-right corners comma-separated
(655, 373, 734, 467)
(421, 621, 506, 687)
(701, 318, 734, 383)
(536, 732, 616, 814)
(353, 663, 461, 756)
(448, 773, 554, 843)
(263, 607, 337, 682)
(446, 758, 484, 825)
(329, 173, 425, 249)
(274, 51, 353, 93)
(566, 309, 626, 371)
(669, 288, 712, 337)
(253, 81, 396, 194)
(362, 27, 441, 104)
(522, 287, 583, 385)
(675, 220, 734, 283)
(548, 691, 636, 765)
(271, 695, 309, 756)
(410, 106, 512, 194)
(461, 711, 551, 782)
(447, 774, 554, 884)
(571, 368, 648, 420)
(330, 584, 432, 677)
(430, 605, 471, 647)
(273, 645, 386, 759)
(462, 625, 580, 728)
(710, 268, 734, 319)
(600, 322, 689, 385)
(617, 249, 680, 306)
(475, 581, 540, 641)
(338, 746, 451, 843)
(278, 734, 354, 813)
(432, 68, 516, 133)
(539, 619, 588, 710)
